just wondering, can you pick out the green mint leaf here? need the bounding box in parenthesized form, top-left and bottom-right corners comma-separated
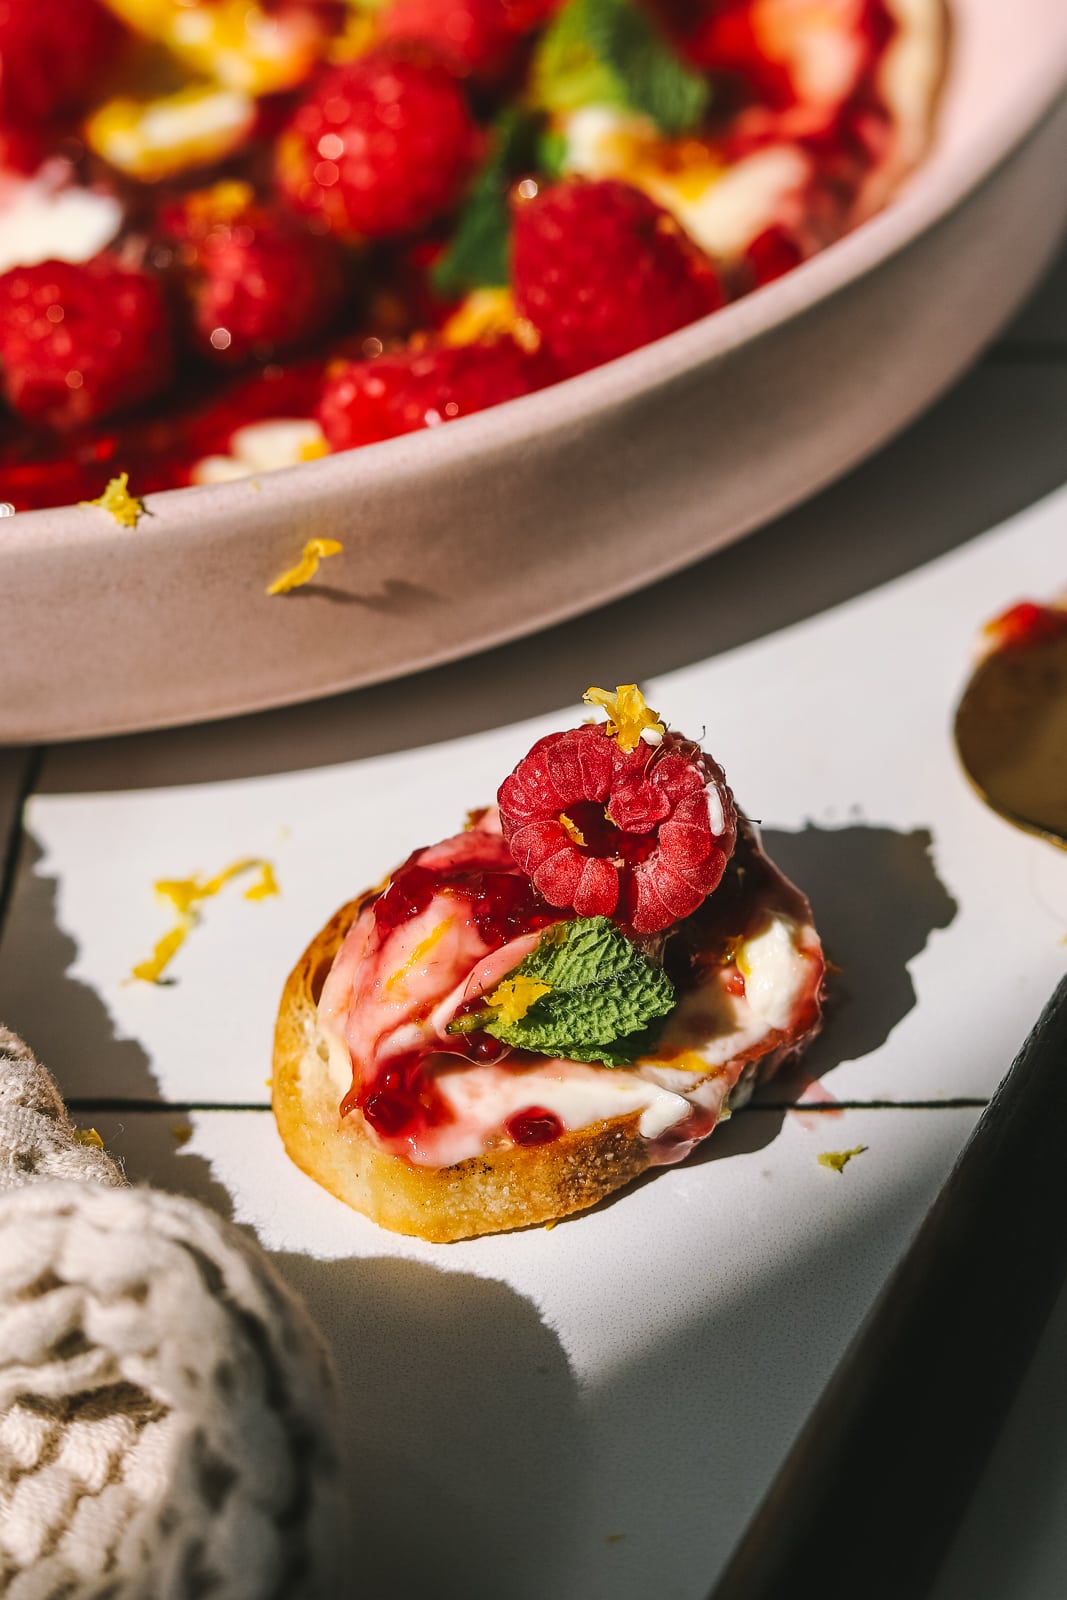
(531, 0, 628, 116)
(482, 916, 676, 1066)
(431, 110, 539, 299)
(531, 0, 710, 137)
(536, 126, 570, 181)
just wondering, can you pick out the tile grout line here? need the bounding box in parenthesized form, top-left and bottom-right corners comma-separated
(66, 1096, 991, 1115)
(983, 341, 1067, 365)
(0, 746, 44, 958)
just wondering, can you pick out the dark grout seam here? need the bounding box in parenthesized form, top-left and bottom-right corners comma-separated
(984, 340, 1067, 365)
(0, 747, 44, 954)
(67, 1095, 990, 1115)
(755, 1097, 989, 1111)
(68, 1099, 274, 1113)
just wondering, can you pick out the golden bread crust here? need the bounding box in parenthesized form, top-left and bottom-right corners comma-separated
(273, 900, 656, 1242)
(273, 816, 825, 1242)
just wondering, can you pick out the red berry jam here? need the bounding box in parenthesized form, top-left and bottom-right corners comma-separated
(506, 1107, 564, 1147)
(343, 835, 568, 1151)
(985, 602, 1067, 653)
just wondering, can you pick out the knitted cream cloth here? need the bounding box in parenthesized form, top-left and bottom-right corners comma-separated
(0, 1027, 344, 1599)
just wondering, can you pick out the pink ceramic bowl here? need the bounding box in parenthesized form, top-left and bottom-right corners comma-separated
(3, 0, 1067, 742)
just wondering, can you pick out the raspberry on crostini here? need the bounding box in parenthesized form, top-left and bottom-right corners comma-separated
(272, 684, 826, 1240)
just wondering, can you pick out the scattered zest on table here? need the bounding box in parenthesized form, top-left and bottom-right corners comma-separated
(132, 856, 279, 985)
(266, 538, 344, 596)
(79, 472, 146, 528)
(818, 1146, 868, 1173)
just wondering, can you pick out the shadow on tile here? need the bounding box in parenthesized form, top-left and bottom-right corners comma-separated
(39, 362, 1067, 794)
(0, 833, 163, 1103)
(0, 834, 243, 1224)
(273, 1252, 586, 1600)
(757, 823, 958, 1095)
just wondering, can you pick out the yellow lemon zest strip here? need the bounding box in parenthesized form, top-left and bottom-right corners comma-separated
(244, 861, 279, 901)
(183, 179, 254, 227)
(385, 918, 454, 993)
(132, 918, 194, 984)
(559, 812, 586, 847)
(486, 974, 552, 1026)
(583, 684, 666, 753)
(74, 1127, 105, 1149)
(132, 857, 278, 983)
(441, 287, 518, 347)
(636, 1048, 715, 1074)
(818, 1145, 868, 1174)
(85, 84, 254, 182)
(80, 472, 145, 528)
(267, 537, 343, 595)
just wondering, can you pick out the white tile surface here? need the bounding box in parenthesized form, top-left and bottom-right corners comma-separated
(0, 469, 1063, 1109)
(0, 289, 1064, 1600)
(87, 1104, 981, 1600)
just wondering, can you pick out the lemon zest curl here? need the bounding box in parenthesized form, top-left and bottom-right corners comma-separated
(267, 538, 343, 595)
(486, 974, 552, 1025)
(132, 857, 278, 985)
(559, 812, 586, 847)
(583, 684, 665, 753)
(80, 473, 146, 528)
(818, 1145, 868, 1174)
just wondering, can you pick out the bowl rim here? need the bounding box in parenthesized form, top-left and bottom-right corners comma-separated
(9, 12, 1067, 553)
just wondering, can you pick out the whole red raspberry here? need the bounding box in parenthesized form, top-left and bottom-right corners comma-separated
(160, 185, 345, 365)
(498, 726, 737, 934)
(317, 338, 537, 450)
(0, 255, 173, 431)
(275, 49, 478, 241)
(511, 179, 725, 378)
(0, 0, 126, 129)
(376, 0, 519, 83)
(678, 0, 796, 103)
(743, 223, 805, 287)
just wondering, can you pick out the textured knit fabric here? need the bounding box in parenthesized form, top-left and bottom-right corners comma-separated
(0, 1028, 345, 1598)
(0, 1026, 122, 1193)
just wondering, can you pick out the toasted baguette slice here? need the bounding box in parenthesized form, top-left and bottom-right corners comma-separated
(273, 823, 824, 1242)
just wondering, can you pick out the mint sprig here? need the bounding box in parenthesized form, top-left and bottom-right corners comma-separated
(450, 916, 676, 1067)
(431, 109, 540, 299)
(531, 0, 710, 138)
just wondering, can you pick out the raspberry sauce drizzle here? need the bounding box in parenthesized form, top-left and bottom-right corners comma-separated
(339, 837, 569, 1149)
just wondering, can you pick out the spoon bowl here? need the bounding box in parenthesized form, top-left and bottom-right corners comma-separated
(954, 604, 1067, 849)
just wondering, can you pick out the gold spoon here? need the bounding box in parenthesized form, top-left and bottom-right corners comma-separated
(954, 599, 1067, 849)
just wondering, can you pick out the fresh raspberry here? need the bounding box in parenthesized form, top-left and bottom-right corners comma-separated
(275, 49, 478, 241)
(160, 185, 345, 365)
(497, 726, 737, 934)
(679, 0, 796, 104)
(0, 255, 173, 431)
(511, 179, 725, 378)
(0, 0, 126, 129)
(317, 338, 537, 450)
(376, 0, 519, 83)
(983, 602, 1067, 654)
(743, 223, 805, 287)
